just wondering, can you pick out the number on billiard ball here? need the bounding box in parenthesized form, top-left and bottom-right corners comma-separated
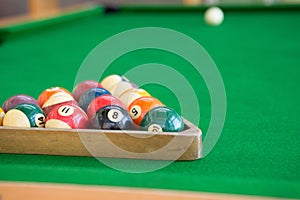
(86, 94, 124, 119)
(45, 104, 89, 129)
(140, 106, 184, 133)
(42, 92, 77, 115)
(3, 103, 46, 128)
(90, 105, 133, 130)
(127, 96, 163, 126)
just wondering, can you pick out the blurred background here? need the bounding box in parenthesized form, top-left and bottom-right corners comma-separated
(0, 0, 299, 18)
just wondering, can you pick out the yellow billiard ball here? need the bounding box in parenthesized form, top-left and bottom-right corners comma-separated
(0, 107, 5, 126)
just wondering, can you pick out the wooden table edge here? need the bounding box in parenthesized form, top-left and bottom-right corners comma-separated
(0, 181, 283, 200)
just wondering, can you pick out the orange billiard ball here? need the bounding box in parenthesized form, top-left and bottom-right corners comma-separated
(37, 87, 72, 107)
(127, 96, 163, 126)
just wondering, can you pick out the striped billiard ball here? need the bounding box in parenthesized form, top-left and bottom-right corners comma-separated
(37, 87, 72, 107)
(101, 74, 129, 93)
(128, 96, 163, 126)
(45, 104, 89, 129)
(3, 103, 46, 128)
(140, 106, 184, 133)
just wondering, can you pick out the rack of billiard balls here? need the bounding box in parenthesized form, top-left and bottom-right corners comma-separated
(0, 75, 184, 133)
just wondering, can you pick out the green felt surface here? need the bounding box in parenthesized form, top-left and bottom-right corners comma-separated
(0, 5, 300, 198)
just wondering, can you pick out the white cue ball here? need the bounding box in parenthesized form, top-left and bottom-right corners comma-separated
(204, 7, 224, 26)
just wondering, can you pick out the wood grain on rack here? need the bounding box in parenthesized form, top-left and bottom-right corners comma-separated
(0, 119, 202, 160)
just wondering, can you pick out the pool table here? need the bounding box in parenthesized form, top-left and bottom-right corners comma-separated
(0, 4, 299, 199)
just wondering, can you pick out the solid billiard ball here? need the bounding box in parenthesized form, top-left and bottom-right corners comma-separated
(78, 87, 110, 111)
(2, 94, 39, 112)
(90, 105, 133, 130)
(119, 88, 151, 108)
(127, 96, 163, 126)
(37, 87, 72, 107)
(204, 7, 224, 26)
(86, 94, 124, 119)
(140, 106, 184, 133)
(112, 81, 138, 98)
(42, 92, 77, 115)
(0, 107, 5, 126)
(3, 103, 46, 128)
(45, 104, 89, 129)
(72, 80, 102, 101)
(101, 74, 129, 93)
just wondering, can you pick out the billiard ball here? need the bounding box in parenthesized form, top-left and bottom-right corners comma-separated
(204, 7, 224, 26)
(119, 88, 151, 108)
(78, 87, 110, 111)
(86, 94, 124, 119)
(0, 107, 5, 126)
(45, 104, 89, 129)
(3, 103, 46, 128)
(42, 92, 77, 115)
(183, 0, 202, 6)
(128, 96, 163, 126)
(112, 81, 138, 98)
(2, 94, 39, 112)
(90, 105, 133, 130)
(37, 87, 72, 107)
(72, 80, 102, 101)
(140, 106, 184, 132)
(101, 74, 129, 93)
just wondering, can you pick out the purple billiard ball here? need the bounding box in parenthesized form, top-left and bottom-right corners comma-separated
(2, 94, 39, 112)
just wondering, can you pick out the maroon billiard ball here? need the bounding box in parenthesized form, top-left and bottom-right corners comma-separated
(45, 104, 88, 129)
(72, 80, 102, 101)
(2, 94, 39, 112)
(42, 92, 77, 115)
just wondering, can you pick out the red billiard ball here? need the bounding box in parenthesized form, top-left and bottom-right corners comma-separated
(72, 80, 102, 101)
(45, 104, 88, 129)
(86, 94, 124, 119)
(42, 92, 77, 115)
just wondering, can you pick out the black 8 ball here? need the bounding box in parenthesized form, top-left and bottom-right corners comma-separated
(90, 105, 133, 130)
